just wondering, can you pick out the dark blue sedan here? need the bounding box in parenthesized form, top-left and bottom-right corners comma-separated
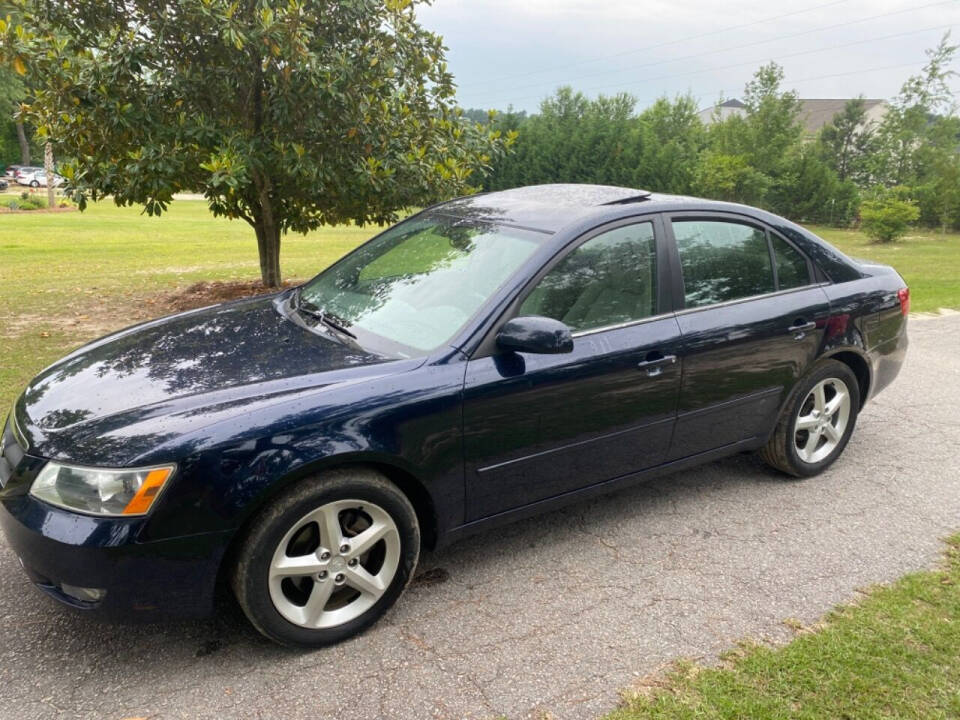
(0, 184, 908, 646)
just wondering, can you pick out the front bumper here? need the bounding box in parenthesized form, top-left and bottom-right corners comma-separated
(0, 495, 231, 619)
(0, 437, 231, 620)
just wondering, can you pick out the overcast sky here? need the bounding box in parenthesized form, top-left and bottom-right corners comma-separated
(417, 0, 959, 113)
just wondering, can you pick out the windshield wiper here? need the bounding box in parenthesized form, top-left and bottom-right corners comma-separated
(293, 288, 359, 342)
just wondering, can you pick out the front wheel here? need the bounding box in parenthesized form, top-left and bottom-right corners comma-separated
(231, 468, 420, 647)
(759, 359, 860, 477)
(29, 180, 39, 187)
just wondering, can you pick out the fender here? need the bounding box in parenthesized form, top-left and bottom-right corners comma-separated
(762, 318, 872, 445)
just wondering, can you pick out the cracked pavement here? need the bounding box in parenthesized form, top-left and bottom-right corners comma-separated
(1, 314, 958, 719)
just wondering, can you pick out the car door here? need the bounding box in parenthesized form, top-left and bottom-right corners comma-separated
(461, 217, 682, 522)
(664, 213, 831, 460)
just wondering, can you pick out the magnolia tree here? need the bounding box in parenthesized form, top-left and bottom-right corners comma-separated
(3, 0, 511, 285)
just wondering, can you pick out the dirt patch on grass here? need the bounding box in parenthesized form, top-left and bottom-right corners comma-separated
(160, 279, 301, 313)
(0, 279, 304, 342)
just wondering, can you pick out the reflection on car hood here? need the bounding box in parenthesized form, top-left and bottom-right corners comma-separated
(16, 294, 415, 464)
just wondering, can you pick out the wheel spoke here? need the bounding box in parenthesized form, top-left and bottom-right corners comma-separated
(301, 579, 335, 626)
(348, 520, 391, 557)
(271, 553, 324, 578)
(824, 388, 848, 417)
(801, 427, 822, 459)
(822, 422, 841, 444)
(344, 564, 386, 598)
(315, 504, 344, 552)
(796, 414, 818, 431)
(813, 383, 827, 413)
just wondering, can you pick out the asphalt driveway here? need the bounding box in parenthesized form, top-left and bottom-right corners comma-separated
(1, 314, 958, 720)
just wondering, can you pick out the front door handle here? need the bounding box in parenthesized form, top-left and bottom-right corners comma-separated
(637, 353, 677, 377)
(788, 320, 817, 340)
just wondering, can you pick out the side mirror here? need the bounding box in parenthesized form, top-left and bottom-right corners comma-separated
(496, 316, 574, 355)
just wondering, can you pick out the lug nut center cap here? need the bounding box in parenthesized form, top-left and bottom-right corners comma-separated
(329, 556, 346, 571)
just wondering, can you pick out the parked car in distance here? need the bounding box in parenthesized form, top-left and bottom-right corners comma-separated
(14, 166, 44, 185)
(0, 178, 7, 191)
(4, 164, 22, 179)
(25, 171, 65, 188)
(0, 184, 909, 647)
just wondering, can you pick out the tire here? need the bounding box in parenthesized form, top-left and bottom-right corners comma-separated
(759, 359, 860, 478)
(29, 180, 39, 187)
(231, 468, 420, 647)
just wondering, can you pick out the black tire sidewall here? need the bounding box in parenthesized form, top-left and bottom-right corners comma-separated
(234, 471, 420, 647)
(784, 361, 861, 477)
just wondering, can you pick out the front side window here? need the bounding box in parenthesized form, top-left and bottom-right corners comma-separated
(299, 216, 543, 355)
(519, 222, 657, 333)
(673, 220, 774, 308)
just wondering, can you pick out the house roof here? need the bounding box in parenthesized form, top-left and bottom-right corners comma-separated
(797, 98, 886, 133)
(698, 97, 888, 133)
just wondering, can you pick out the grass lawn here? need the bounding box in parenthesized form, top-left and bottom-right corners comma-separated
(808, 224, 960, 313)
(607, 535, 960, 720)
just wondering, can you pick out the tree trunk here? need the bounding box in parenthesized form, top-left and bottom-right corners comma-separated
(15, 121, 29, 165)
(251, 170, 282, 287)
(255, 220, 282, 287)
(44, 142, 55, 209)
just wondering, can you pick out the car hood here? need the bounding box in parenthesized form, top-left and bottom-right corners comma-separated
(15, 294, 418, 464)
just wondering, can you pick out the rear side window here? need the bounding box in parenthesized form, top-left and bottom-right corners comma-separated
(672, 220, 774, 308)
(519, 222, 657, 332)
(771, 235, 811, 290)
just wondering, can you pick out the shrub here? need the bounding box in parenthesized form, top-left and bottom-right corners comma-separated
(860, 196, 920, 243)
(3, 196, 48, 211)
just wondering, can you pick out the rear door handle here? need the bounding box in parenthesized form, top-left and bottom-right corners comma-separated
(637, 353, 677, 377)
(788, 320, 816, 339)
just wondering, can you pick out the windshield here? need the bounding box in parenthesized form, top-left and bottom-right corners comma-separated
(298, 215, 545, 356)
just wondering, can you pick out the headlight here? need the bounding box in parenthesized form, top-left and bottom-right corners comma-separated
(30, 462, 175, 516)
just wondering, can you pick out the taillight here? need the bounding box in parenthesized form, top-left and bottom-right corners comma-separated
(898, 287, 910, 316)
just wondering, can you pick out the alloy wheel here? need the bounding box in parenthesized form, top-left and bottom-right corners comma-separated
(268, 499, 400, 629)
(794, 377, 852, 464)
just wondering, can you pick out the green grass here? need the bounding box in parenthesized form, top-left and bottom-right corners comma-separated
(608, 535, 960, 720)
(808, 224, 960, 313)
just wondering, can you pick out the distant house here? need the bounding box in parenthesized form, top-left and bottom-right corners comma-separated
(698, 98, 889, 135)
(697, 98, 747, 124)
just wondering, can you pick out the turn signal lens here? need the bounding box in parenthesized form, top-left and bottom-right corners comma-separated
(898, 287, 910, 316)
(30, 463, 175, 517)
(121, 468, 172, 515)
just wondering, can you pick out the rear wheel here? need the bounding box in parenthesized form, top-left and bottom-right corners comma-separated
(231, 468, 420, 647)
(759, 359, 860, 477)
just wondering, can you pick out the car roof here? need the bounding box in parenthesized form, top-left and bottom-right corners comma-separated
(427, 183, 656, 233)
(427, 183, 785, 234)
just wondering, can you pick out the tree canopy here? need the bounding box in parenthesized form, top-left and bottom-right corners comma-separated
(474, 35, 959, 236)
(3, 0, 512, 285)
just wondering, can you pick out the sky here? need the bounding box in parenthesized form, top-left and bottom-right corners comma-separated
(417, 0, 960, 114)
